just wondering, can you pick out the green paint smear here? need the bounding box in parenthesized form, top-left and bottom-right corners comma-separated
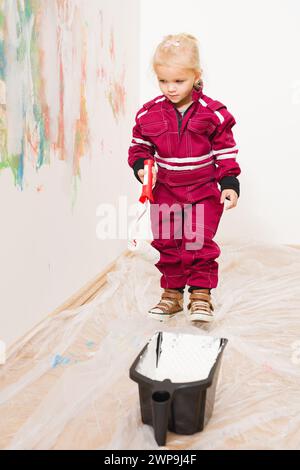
(17, 150, 24, 190)
(16, 0, 35, 42)
(4, 153, 23, 188)
(17, 36, 27, 62)
(0, 161, 9, 170)
(0, 10, 5, 29)
(24, 0, 34, 21)
(29, 4, 50, 171)
(17, 0, 34, 23)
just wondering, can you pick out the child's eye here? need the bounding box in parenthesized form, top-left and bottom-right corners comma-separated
(159, 80, 185, 83)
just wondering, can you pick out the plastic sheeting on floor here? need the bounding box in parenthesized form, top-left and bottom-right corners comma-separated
(0, 241, 300, 450)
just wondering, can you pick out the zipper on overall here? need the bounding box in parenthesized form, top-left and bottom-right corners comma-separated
(174, 102, 195, 140)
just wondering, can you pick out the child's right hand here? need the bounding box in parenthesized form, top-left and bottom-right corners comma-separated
(138, 167, 157, 187)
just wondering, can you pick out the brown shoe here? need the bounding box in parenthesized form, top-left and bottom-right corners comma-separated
(187, 289, 214, 322)
(148, 288, 184, 321)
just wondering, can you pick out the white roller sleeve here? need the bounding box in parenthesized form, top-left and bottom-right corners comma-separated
(128, 199, 160, 262)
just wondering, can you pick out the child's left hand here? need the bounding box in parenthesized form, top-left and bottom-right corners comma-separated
(220, 189, 238, 210)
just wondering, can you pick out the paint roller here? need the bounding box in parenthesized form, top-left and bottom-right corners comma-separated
(128, 159, 160, 262)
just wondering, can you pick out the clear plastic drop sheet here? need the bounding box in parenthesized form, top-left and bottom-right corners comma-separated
(0, 241, 300, 450)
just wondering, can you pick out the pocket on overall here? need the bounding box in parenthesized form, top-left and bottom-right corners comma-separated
(140, 121, 170, 155)
(140, 121, 168, 135)
(187, 117, 217, 136)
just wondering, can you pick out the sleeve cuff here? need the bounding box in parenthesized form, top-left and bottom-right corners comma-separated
(133, 158, 147, 183)
(219, 176, 240, 197)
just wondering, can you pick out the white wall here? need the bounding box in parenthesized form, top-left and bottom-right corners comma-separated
(140, 0, 300, 245)
(0, 0, 140, 349)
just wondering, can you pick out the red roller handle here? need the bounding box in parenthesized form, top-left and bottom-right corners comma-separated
(139, 159, 154, 203)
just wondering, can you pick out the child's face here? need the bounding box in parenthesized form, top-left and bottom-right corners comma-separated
(156, 65, 199, 106)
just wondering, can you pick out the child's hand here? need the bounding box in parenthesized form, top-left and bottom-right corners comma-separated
(220, 189, 238, 210)
(137, 166, 157, 187)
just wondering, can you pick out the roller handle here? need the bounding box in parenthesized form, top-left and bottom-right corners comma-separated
(139, 159, 154, 204)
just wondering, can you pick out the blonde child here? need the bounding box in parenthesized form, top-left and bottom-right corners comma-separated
(128, 33, 241, 322)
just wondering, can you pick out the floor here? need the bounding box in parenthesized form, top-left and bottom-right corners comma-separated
(0, 242, 300, 450)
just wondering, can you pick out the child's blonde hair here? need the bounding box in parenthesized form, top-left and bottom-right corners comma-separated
(151, 33, 203, 87)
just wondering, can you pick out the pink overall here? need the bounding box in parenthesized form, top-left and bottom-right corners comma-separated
(128, 85, 241, 290)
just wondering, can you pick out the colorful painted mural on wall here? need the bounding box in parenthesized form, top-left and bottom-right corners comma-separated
(0, 0, 126, 195)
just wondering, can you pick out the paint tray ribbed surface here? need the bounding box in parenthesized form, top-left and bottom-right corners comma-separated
(129, 331, 228, 446)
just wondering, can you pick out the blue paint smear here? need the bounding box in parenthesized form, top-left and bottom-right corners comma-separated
(51, 354, 71, 368)
(0, 39, 6, 80)
(17, 150, 24, 191)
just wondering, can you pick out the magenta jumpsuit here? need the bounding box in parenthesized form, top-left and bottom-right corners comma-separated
(128, 85, 241, 291)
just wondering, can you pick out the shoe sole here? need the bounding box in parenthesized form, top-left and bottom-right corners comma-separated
(188, 313, 214, 322)
(147, 308, 183, 321)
